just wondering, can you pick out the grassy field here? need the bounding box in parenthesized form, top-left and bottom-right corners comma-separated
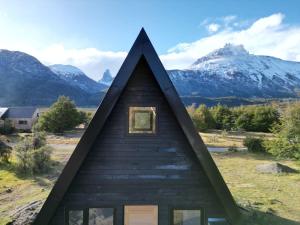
(213, 152, 300, 225)
(0, 130, 299, 225)
(200, 129, 274, 148)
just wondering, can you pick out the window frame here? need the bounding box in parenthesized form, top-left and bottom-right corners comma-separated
(18, 120, 28, 125)
(127, 104, 159, 136)
(65, 207, 116, 225)
(170, 206, 206, 225)
(65, 207, 87, 225)
(123, 204, 160, 225)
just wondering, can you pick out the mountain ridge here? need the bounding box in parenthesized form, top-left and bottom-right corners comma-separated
(1, 45, 300, 107)
(49, 64, 108, 94)
(0, 50, 105, 106)
(168, 44, 300, 98)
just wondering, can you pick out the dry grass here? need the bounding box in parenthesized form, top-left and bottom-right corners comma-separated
(200, 129, 274, 148)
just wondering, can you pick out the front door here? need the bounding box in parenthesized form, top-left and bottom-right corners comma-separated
(124, 205, 158, 225)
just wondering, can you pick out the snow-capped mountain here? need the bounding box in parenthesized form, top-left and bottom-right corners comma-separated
(0, 50, 105, 106)
(49, 64, 108, 94)
(1, 45, 300, 107)
(168, 44, 300, 98)
(98, 69, 114, 86)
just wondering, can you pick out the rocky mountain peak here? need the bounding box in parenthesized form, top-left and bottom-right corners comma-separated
(99, 69, 113, 85)
(191, 43, 249, 67)
(210, 43, 249, 57)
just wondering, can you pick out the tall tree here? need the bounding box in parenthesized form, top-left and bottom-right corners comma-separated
(265, 102, 300, 159)
(37, 96, 82, 133)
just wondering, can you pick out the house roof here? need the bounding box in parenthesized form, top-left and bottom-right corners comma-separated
(34, 28, 240, 225)
(0, 108, 8, 119)
(2, 107, 37, 119)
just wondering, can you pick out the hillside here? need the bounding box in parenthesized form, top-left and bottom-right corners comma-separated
(1, 45, 300, 107)
(168, 44, 300, 98)
(0, 50, 105, 106)
(49, 64, 107, 94)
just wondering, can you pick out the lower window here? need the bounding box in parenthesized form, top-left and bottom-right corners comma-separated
(67, 208, 114, 225)
(68, 210, 83, 225)
(173, 209, 202, 225)
(89, 208, 114, 225)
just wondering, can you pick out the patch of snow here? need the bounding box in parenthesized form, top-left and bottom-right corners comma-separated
(49, 64, 84, 78)
(189, 43, 300, 84)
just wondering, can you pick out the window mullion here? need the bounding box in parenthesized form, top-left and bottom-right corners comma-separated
(83, 208, 89, 225)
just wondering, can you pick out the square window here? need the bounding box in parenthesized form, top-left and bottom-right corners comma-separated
(173, 209, 202, 225)
(18, 120, 27, 125)
(89, 208, 114, 225)
(69, 210, 83, 225)
(129, 107, 156, 134)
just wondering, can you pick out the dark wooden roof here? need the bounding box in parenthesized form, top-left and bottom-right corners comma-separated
(34, 28, 240, 225)
(0, 107, 8, 119)
(2, 107, 37, 119)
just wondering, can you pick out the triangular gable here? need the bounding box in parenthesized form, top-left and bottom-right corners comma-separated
(34, 28, 240, 224)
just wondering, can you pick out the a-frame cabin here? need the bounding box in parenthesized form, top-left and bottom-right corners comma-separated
(34, 29, 240, 225)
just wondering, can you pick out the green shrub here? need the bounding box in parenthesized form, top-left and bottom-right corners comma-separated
(32, 131, 47, 149)
(210, 104, 234, 131)
(234, 108, 254, 131)
(243, 137, 266, 153)
(264, 137, 300, 159)
(31, 146, 52, 173)
(37, 96, 82, 133)
(14, 132, 52, 174)
(233, 105, 279, 132)
(252, 106, 280, 132)
(15, 138, 33, 173)
(228, 145, 238, 152)
(0, 119, 14, 135)
(264, 102, 300, 159)
(192, 104, 215, 131)
(0, 140, 12, 163)
(78, 111, 92, 127)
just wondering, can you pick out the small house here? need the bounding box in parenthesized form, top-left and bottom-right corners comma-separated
(0, 107, 8, 127)
(0, 107, 39, 131)
(34, 29, 239, 225)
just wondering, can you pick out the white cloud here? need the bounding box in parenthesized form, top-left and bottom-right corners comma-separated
(247, 13, 284, 33)
(34, 44, 127, 81)
(0, 42, 127, 81)
(161, 13, 300, 69)
(222, 15, 237, 24)
(1, 13, 299, 80)
(200, 15, 237, 32)
(207, 23, 220, 33)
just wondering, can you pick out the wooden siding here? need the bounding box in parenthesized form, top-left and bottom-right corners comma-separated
(49, 57, 226, 224)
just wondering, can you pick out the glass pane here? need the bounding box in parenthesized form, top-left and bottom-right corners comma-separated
(69, 210, 83, 225)
(129, 107, 156, 134)
(174, 210, 201, 225)
(89, 208, 114, 225)
(134, 111, 151, 129)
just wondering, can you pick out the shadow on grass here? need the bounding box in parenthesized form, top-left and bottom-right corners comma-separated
(238, 208, 300, 225)
(0, 159, 66, 188)
(214, 151, 300, 165)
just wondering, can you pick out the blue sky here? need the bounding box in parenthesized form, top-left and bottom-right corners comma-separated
(1, 0, 300, 80)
